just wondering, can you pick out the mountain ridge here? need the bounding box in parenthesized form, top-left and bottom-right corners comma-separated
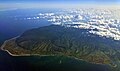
(1, 25, 120, 68)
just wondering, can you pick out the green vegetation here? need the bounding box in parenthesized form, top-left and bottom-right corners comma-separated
(2, 25, 120, 68)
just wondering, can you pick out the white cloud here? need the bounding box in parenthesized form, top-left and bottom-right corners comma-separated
(25, 8, 120, 40)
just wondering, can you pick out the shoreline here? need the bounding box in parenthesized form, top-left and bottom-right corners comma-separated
(1, 46, 117, 68)
(1, 45, 112, 66)
(0, 37, 117, 68)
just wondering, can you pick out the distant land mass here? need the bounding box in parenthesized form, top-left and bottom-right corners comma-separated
(1, 25, 120, 69)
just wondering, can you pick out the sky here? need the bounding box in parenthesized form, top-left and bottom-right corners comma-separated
(0, 0, 120, 10)
(0, 0, 119, 3)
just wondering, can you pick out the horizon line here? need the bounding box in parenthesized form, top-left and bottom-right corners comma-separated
(0, 2, 120, 10)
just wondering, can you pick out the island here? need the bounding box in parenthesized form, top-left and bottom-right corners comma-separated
(1, 25, 120, 68)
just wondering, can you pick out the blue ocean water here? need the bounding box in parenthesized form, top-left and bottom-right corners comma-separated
(0, 9, 113, 71)
(0, 9, 56, 46)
